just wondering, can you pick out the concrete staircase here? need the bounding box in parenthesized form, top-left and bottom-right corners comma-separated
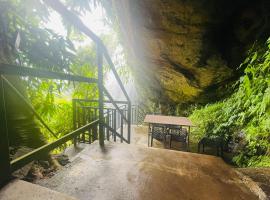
(36, 140, 260, 200)
(0, 179, 77, 200)
(1, 126, 265, 200)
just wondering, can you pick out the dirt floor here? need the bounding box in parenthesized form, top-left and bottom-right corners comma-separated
(36, 125, 262, 200)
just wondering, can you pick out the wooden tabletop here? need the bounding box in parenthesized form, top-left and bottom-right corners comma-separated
(144, 114, 194, 126)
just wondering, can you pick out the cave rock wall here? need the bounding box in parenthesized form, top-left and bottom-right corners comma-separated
(113, 0, 270, 108)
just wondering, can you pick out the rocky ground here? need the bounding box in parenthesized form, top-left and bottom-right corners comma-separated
(237, 168, 270, 199)
(12, 154, 70, 183)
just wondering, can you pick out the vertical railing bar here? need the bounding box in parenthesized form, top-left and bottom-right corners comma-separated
(120, 115, 123, 143)
(110, 110, 113, 139)
(97, 44, 104, 146)
(88, 127, 91, 144)
(78, 107, 81, 127)
(135, 106, 137, 124)
(76, 106, 80, 143)
(0, 75, 11, 186)
(108, 109, 111, 139)
(87, 108, 90, 143)
(131, 107, 133, 124)
(82, 107, 86, 143)
(87, 108, 90, 123)
(72, 99, 77, 147)
(113, 109, 116, 142)
(90, 109, 92, 121)
(127, 102, 131, 143)
(134, 106, 136, 124)
(93, 123, 97, 141)
(106, 109, 109, 141)
(117, 111, 121, 128)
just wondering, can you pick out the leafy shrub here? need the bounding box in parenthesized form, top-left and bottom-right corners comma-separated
(190, 38, 270, 167)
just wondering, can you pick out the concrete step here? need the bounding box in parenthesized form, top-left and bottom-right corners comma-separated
(37, 141, 260, 200)
(0, 179, 77, 200)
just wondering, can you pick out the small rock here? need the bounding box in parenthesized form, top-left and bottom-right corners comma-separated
(39, 160, 50, 169)
(54, 154, 70, 166)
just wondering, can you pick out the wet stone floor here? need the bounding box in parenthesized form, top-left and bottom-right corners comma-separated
(36, 125, 260, 200)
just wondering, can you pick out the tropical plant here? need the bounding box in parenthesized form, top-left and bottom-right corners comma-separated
(0, 0, 97, 157)
(190, 38, 270, 167)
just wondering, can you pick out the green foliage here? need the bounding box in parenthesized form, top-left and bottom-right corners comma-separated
(0, 0, 98, 154)
(40, 98, 73, 141)
(27, 45, 99, 142)
(70, 45, 98, 99)
(189, 102, 225, 142)
(0, 0, 75, 69)
(1, 0, 130, 159)
(190, 38, 270, 167)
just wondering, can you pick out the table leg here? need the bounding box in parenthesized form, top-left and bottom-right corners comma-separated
(148, 123, 153, 147)
(163, 127, 170, 149)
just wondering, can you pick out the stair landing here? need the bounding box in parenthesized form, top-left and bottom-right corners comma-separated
(0, 179, 77, 200)
(37, 140, 258, 200)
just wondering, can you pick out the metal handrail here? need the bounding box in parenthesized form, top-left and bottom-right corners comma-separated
(43, 0, 132, 144)
(2, 75, 58, 139)
(44, 0, 130, 103)
(73, 101, 129, 142)
(0, 0, 132, 186)
(103, 123, 129, 143)
(0, 64, 98, 83)
(72, 99, 129, 105)
(103, 49, 130, 102)
(103, 87, 129, 122)
(10, 120, 99, 172)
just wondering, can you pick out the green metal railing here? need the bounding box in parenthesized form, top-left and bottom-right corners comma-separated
(0, 46, 132, 186)
(0, 67, 100, 186)
(73, 99, 134, 144)
(0, 52, 131, 186)
(0, 0, 134, 187)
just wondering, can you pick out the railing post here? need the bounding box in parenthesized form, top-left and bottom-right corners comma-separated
(106, 109, 109, 141)
(82, 107, 86, 143)
(127, 102, 131, 144)
(135, 105, 137, 124)
(97, 44, 104, 146)
(88, 127, 92, 144)
(0, 75, 11, 186)
(93, 124, 98, 141)
(120, 115, 123, 143)
(113, 109, 116, 142)
(94, 108, 97, 120)
(72, 99, 77, 147)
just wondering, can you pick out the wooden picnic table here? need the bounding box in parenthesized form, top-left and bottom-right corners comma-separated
(144, 114, 194, 149)
(144, 114, 193, 127)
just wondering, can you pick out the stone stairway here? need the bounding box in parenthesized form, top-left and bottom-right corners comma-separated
(1, 126, 265, 200)
(0, 179, 77, 200)
(36, 139, 260, 200)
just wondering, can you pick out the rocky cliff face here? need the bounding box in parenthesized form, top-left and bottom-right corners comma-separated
(112, 0, 270, 109)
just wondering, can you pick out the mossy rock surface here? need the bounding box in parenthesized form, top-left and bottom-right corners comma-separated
(113, 0, 270, 105)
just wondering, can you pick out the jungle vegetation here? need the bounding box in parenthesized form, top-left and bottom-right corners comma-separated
(190, 39, 270, 167)
(1, 0, 269, 169)
(0, 0, 114, 158)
